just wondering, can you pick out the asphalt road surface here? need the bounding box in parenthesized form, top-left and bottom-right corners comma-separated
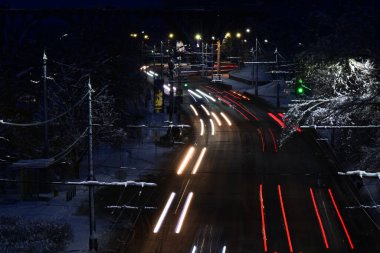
(123, 78, 380, 253)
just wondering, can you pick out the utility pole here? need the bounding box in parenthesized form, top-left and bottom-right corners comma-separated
(160, 41, 164, 79)
(211, 42, 214, 78)
(255, 38, 258, 96)
(168, 57, 175, 123)
(42, 50, 49, 158)
(251, 47, 254, 88)
(216, 40, 221, 76)
(201, 41, 205, 78)
(87, 77, 98, 252)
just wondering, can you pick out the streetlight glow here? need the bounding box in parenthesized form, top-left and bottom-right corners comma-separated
(225, 32, 231, 39)
(144, 35, 149, 40)
(168, 33, 174, 39)
(195, 33, 202, 41)
(211, 36, 216, 40)
(236, 32, 242, 39)
(246, 28, 251, 33)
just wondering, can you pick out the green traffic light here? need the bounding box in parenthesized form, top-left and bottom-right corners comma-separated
(184, 83, 188, 87)
(297, 86, 304, 94)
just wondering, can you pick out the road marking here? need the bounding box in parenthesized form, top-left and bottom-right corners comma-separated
(310, 188, 329, 249)
(260, 184, 268, 252)
(278, 185, 294, 252)
(175, 192, 194, 233)
(328, 188, 354, 250)
(153, 192, 176, 233)
(175, 179, 191, 214)
(177, 146, 195, 175)
(192, 147, 207, 174)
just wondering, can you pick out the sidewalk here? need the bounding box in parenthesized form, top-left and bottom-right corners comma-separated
(210, 65, 294, 109)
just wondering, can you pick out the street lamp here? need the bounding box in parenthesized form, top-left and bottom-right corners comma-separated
(195, 33, 202, 41)
(246, 28, 251, 33)
(130, 33, 138, 38)
(168, 33, 174, 39)
(264, 39, 269, 43)
(211, 36, 216, 40)
(236, 32, 242, 39)
(144, 35, 149, 40)
(224, 32, 231, 39)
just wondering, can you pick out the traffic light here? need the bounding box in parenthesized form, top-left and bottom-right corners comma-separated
(295, 78, 305, 95)
(184, 82, 189, 89)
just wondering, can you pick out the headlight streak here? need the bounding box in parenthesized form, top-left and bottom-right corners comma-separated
(175, 192, 194, 234)
(222, 245, 227, 253)
(211, 112, 222, 126)
(192, 147, 207, 174)
(153, 192, 176, 233)
(209, 119, 215, 136)
(222, 95, 258, 121)
(220, 112, 232, 126)
(191, 246, 197, 253)
(196, 89, 216, 102)
(188, 89, 202, 99)
(200, 119, 204, 136)
(201, 105, 210, 116)
(177, 146, 195, 175)
(190, 105, 199, 116)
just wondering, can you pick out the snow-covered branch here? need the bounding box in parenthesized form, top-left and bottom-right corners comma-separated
(105, 205, 157, 210)
(301, 125, 380, 129)
(338, 170, 380, 179)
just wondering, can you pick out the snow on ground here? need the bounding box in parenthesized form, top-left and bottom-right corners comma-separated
(0, 112, 174, 252)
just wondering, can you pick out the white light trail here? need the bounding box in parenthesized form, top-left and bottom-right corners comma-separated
(177, 146, 195, 175)
(190, 105, 198, 116)
(210, 119, 215, 135)
(153, 192, 176, 233)
(196, 89, 216, 102)
(222, 246, 227, 253)
(175, 192, 194, 233)
(220, 112, 232, 126)
(200, 119, 204, 136)
(191, 246, 197, 253)
(200, 105, 210, 115)
(211, 112, 222, 126)
(192, 147, 207, 174)
(188, 89, 202, 99)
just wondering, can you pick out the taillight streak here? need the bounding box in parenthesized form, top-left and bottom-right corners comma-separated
(309, 188, 329, 249)
(278, 185, 294, 253)
(328, 188, 354, 250)
(260, 184, 268, 252)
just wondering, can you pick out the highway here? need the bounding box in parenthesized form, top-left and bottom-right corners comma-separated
(123, 78, 380, 253)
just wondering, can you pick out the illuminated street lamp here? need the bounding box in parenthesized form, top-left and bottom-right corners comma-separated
(195, 33, 202, 41)
(211, 36, 216, 40)
(168, 33, 174, 39)
(236, 32, 242, 39)
(144, 34, 149, 40)
(224, 32, 231, 39)
(246, 28, 251, 33)
(130, 33, 138, 38)
(264, 39, 269, 43)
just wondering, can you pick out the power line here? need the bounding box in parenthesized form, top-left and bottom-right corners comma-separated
(0, 91, 89, 127)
